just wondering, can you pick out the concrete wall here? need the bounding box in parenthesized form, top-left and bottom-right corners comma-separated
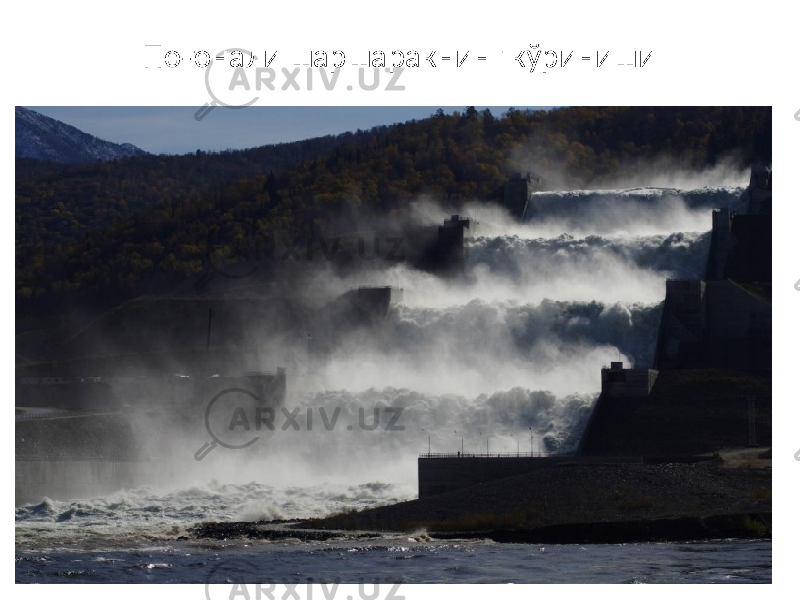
(706, 210, 771, 282)
(418, 456, 637, 498)
(601, 368, 659, 398)
(15, 459, 154, 506)
(657, 279, 770, 369)
(706, 209, 734, 280)
(579, 368, 772, 457)
(745, 162, 771, 216)
(665, 280, 707, 337)
(706, 281, 771, 340)
(406, 216, 471, 275)
(431, 216, 471, 273)
(503, 175, 531, 219)
(724, 216, 771, 282)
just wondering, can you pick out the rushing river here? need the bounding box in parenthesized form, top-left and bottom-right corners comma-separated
(17, 184, 770, 584)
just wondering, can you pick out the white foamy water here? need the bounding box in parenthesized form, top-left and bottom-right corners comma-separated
(17, 185, 767, 582)
(15, 479, 415, 551)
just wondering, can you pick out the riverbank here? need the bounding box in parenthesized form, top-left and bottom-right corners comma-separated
(189, 452, 771, 544)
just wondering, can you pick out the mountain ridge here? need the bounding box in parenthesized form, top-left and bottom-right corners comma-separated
(15, 107, 148, 163)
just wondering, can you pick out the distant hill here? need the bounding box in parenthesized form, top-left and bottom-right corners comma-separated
(15, 107, 148, 163)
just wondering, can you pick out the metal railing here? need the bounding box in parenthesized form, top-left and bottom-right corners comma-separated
(418, 453, 647, 463)
(419, 452, 562, 459)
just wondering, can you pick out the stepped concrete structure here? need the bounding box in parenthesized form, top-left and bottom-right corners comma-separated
(418, 163, 772, 497)
(503, 172, 542, 220)
(580, 162, 772, 457)
(600, 362, 659, 398)
(656, 163, 771, 370)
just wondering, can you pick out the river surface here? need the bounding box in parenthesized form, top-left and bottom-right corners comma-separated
(15, 535, 771, 584)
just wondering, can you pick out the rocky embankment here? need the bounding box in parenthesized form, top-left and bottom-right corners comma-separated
(189, 454, 771, 544)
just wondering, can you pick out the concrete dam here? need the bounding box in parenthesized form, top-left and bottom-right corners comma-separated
(417, 165, 772, 498)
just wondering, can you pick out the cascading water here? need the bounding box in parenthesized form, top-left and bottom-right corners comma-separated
(18, 183, 767, 583)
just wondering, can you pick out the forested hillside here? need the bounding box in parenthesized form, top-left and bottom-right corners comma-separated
(16, 106, 771, 316)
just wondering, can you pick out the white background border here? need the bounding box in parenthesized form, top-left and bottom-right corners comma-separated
(7, 0, 796, 596)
